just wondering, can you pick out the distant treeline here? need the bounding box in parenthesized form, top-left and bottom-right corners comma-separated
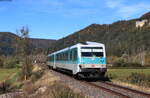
(0, 32, 56, 55)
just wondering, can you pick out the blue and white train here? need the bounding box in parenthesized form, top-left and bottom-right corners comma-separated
(47, 41, 107, 78)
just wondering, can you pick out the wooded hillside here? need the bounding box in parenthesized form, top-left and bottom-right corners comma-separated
(0, 32, 56, 55)
(51, 12, 150, 57)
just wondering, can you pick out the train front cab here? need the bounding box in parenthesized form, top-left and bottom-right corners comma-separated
(76, 45, 107, 79)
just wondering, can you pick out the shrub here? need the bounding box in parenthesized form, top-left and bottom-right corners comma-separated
(127, 72, 150, 87)
(49, 84, 84, 98)
(0, 56, 6, 68)
(20, 56, 33, 80)
(31, 70, 44, 82)
(0, 58, 4, 68)
(3, 57, 20, 68)
(113, 58, 142, 67)
(0, 81, 11, 94)
(22, 83, 84, 98)
(106, 73, 118, 80)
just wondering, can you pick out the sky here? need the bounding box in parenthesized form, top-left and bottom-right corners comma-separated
(0, 0, 150, 40)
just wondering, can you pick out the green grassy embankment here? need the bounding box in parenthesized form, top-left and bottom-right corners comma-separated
(107, 68, 150, 90)
(0, 68, 20, 82)
(107, 68, 150, 78)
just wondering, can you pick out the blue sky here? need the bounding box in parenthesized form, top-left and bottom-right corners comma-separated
(0, 0, 150, 39)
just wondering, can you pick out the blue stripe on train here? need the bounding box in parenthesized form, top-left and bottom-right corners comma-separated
(80, 57, 106, 64)
(48, 57, 106, 64)
(48, 60, 79, 64)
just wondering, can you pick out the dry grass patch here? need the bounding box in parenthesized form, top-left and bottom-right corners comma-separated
(22, 71, 60, 95)
(20, 70, 84, 98)
(16, 83, 85, 98)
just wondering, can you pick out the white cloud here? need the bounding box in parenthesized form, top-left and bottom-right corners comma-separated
(16, 0, 150, 19)
(118, 3, 150, 18)
(105, 0, 150, 19)
(105, 0, 124, 8)
(20, 0, 99, 18)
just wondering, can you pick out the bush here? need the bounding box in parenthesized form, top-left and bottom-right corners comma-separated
(49, 84, 84, 98)
(21, 56, 33, 80)
(0, 81, 11, 94)
(113, 58, 142, 67)
(0, 56, 6, 68)
(22, 83, 84, 98)
(0, 56, 22, 68)
(106, 73, 118, 80)
(1, 56, 20, 68)
(127, 72, 150, 87)
(31, 70, 44, 82)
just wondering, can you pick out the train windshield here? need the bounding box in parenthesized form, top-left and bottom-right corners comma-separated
(81, 47, 104, 57)
(81, 52, 103, 57)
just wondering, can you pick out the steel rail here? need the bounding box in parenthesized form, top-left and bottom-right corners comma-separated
(83, 81, 130, 98)
(100, 81, 150, 97)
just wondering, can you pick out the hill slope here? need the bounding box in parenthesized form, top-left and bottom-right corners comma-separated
(0, 32, 56, 55)
(52, 12, 150, 56)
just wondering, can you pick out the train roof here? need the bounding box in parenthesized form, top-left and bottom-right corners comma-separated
(48, 41, 105, 56)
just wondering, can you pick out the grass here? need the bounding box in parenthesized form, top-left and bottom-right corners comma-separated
(0, 68, 20, 82)
(107, 68, 150, 88)
(107, 68, 150, 78)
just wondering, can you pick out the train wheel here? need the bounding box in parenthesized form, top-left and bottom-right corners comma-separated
(98, 72, 107, 81)
(48, 65, 52, 69)
(73, 73, 81, 80)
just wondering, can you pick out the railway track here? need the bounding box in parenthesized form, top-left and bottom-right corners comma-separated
(46, 67, 150, 98)
(101, 81, 150, 97)
(90, 81, 150, 98)
(82, 81, 130, 98)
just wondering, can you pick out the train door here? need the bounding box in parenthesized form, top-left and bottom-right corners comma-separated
(73, 47, 80, 74)
(53, 54, 56, 69)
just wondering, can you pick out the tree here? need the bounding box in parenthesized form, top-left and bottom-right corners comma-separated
(17, 26, 32, 80)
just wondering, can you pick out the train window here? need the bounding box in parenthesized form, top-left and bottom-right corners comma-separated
(51, 56, 54, 61)
(59, 53, 61, 61)
(81, 52, 103, 57)
(81, 47, 103, 49)
(57, 54, 58, 60)
(48, 56, 50, 61)
(51, 56, 53, 61)
(58, 54, 60, 61)
(62, 52, 65, 60)
(51, 55, 53, 61)
(66, 51, 68, 60)
(50, 56, 51, 61)
(73, 48, 77, 61)
(60, 53, 62, 61)
(61, 53, 64, 61)
(64, 51, 68, 61)
(56, 55, 58, 60)
(70, 50, 72, 60)
(57, 54, 60, 61)
(72, 50, 74, 61)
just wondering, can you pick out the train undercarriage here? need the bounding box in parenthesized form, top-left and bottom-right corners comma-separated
(74, 68, 107, 79)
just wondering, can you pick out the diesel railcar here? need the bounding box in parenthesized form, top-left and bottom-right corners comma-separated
(47, 41, 107, 78)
